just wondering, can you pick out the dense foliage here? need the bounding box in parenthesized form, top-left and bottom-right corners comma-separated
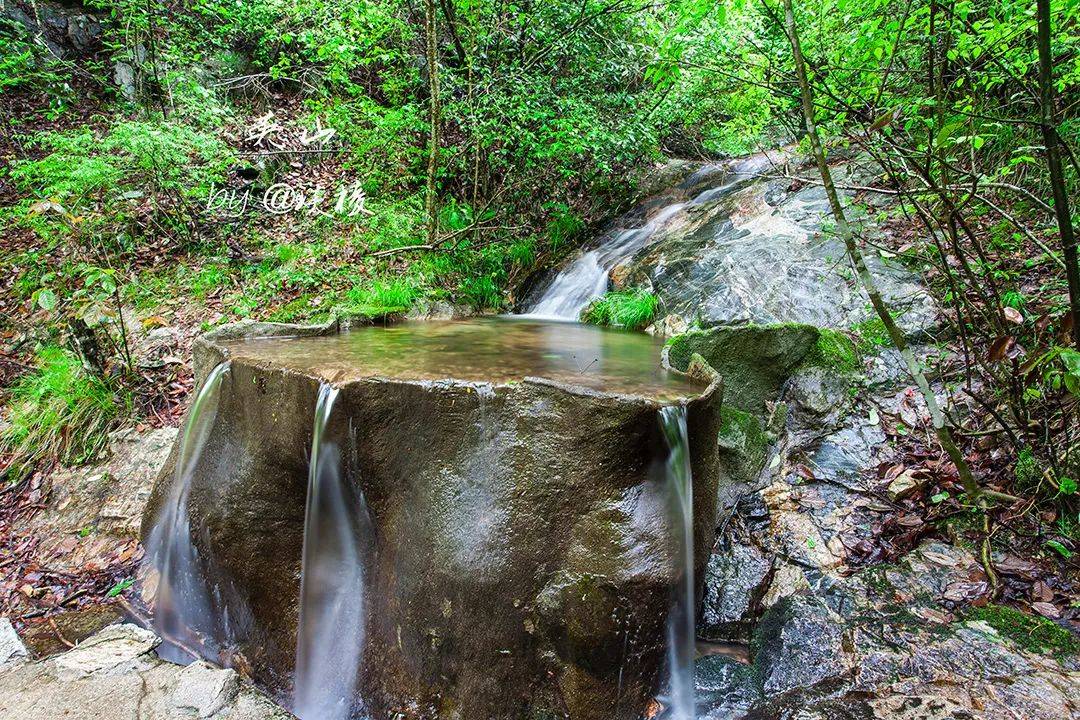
(1, 0, 1079, 554)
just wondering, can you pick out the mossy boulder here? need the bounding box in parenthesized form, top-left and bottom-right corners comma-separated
(665, 324, 859, 495)
(665, 324, 822, 415)
(665, 323, 860, 413)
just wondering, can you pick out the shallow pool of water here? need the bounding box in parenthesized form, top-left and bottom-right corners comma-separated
(219, 317, 703, 402)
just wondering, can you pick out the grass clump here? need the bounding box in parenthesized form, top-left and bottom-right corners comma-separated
(581, 289, 659, 331)
(969, 604, 1080, 658)
(339, 278, 421, 317)
(1, 347, 128, 481)
(851, 315, 891, 352)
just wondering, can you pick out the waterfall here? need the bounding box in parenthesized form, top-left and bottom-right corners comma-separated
(523, 202, 686, 320)
(145, 361, 230, 662)
(659, 404, 695, 720)
(293, 383, 370, 720)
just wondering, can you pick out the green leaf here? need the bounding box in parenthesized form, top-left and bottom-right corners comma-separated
(930, 491, 950, 504)
(106, 578, 134, 598)
(1045, 540, 1074, 559)
(1058, 477, 1077, 495)
(34, 288, 58, 311)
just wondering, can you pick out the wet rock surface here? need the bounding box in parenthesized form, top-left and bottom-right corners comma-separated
(0, 623, 289, 719)
(142, 320, 724, 720)
(692, 336, 1080, 720)
(700, 542, 771, 642)
(618, 157, 938, 336)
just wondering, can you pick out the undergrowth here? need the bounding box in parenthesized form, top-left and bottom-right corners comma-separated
(1, 347, 129, 481)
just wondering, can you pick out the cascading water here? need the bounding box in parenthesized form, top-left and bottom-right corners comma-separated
(659, 404, 695, 720)
(145, 361, 230, 662)
(524, 202, 686, 320)
(293, 383, 370, 720)
(522, 151, 781, 322)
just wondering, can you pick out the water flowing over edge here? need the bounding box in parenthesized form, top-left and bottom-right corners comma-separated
(522, 202, 687, 320)
(660, 404, 695, 720)
(293, 383, 369, 720)
(145, 361, 230, 663)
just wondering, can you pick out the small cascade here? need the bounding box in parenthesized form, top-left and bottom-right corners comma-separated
(523, 202, 686, 320)
(145, 362, 230, 662)
(659, 404, 695, 720)
(522, 151, 782, 322)
(293, 383, 370, 720)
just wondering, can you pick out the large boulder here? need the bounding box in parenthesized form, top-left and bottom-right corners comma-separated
(141, 320, 723, 720)
(615, 157, 938, 337)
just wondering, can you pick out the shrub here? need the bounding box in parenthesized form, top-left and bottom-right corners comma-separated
(1, 347, 129, 481)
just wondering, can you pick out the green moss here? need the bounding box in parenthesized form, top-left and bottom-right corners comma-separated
(859, 564, 895, 595)
(851, 315, 890, 351)
(1014, 448, 1042, 493)
(969, 604, 1080, 657)
(665, 323, 821, 413)
(805, 328, 860, 373)
(718, 407, 770, 485)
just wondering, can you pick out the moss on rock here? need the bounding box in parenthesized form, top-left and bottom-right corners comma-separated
(804, 328, 860, 374)
(665, 323, 822, 414)
(968, 605, 1080, 658)
(718, 407, 770, 487)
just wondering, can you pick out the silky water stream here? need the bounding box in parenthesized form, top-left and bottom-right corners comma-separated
(144, 361, 231, 662)
(660, 405, 695, 720)
(293, 383, 371, 720)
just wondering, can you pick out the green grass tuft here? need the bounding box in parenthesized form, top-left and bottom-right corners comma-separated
(581, 289, 659, 331)
(339, 278, 421, 317)
(969, 604, 1080, 658)
(1, 347, 129, 481)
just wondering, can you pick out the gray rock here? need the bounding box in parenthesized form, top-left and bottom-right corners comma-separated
(2, 0, 102, 58)
(700, 543, 772, 641)
(20, 425, 178, 576)
(113, 61, 136, 100)
(0, 624, 289, 719)
(0, 618, 28, 667)
(614, 158, 938, 335)
(695, 654, 760, 719)
(786, 365, 855, 427)
(172, 661, 239, 717)
(753, 594, 851, 698)
(50, 623, 158, 681)
(808, 417, 887, 492)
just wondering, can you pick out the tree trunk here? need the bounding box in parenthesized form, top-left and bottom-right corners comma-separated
(424, 0, 441, 248)
(1037, 0, 1080, 349)
(780, 0, 980, 501)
